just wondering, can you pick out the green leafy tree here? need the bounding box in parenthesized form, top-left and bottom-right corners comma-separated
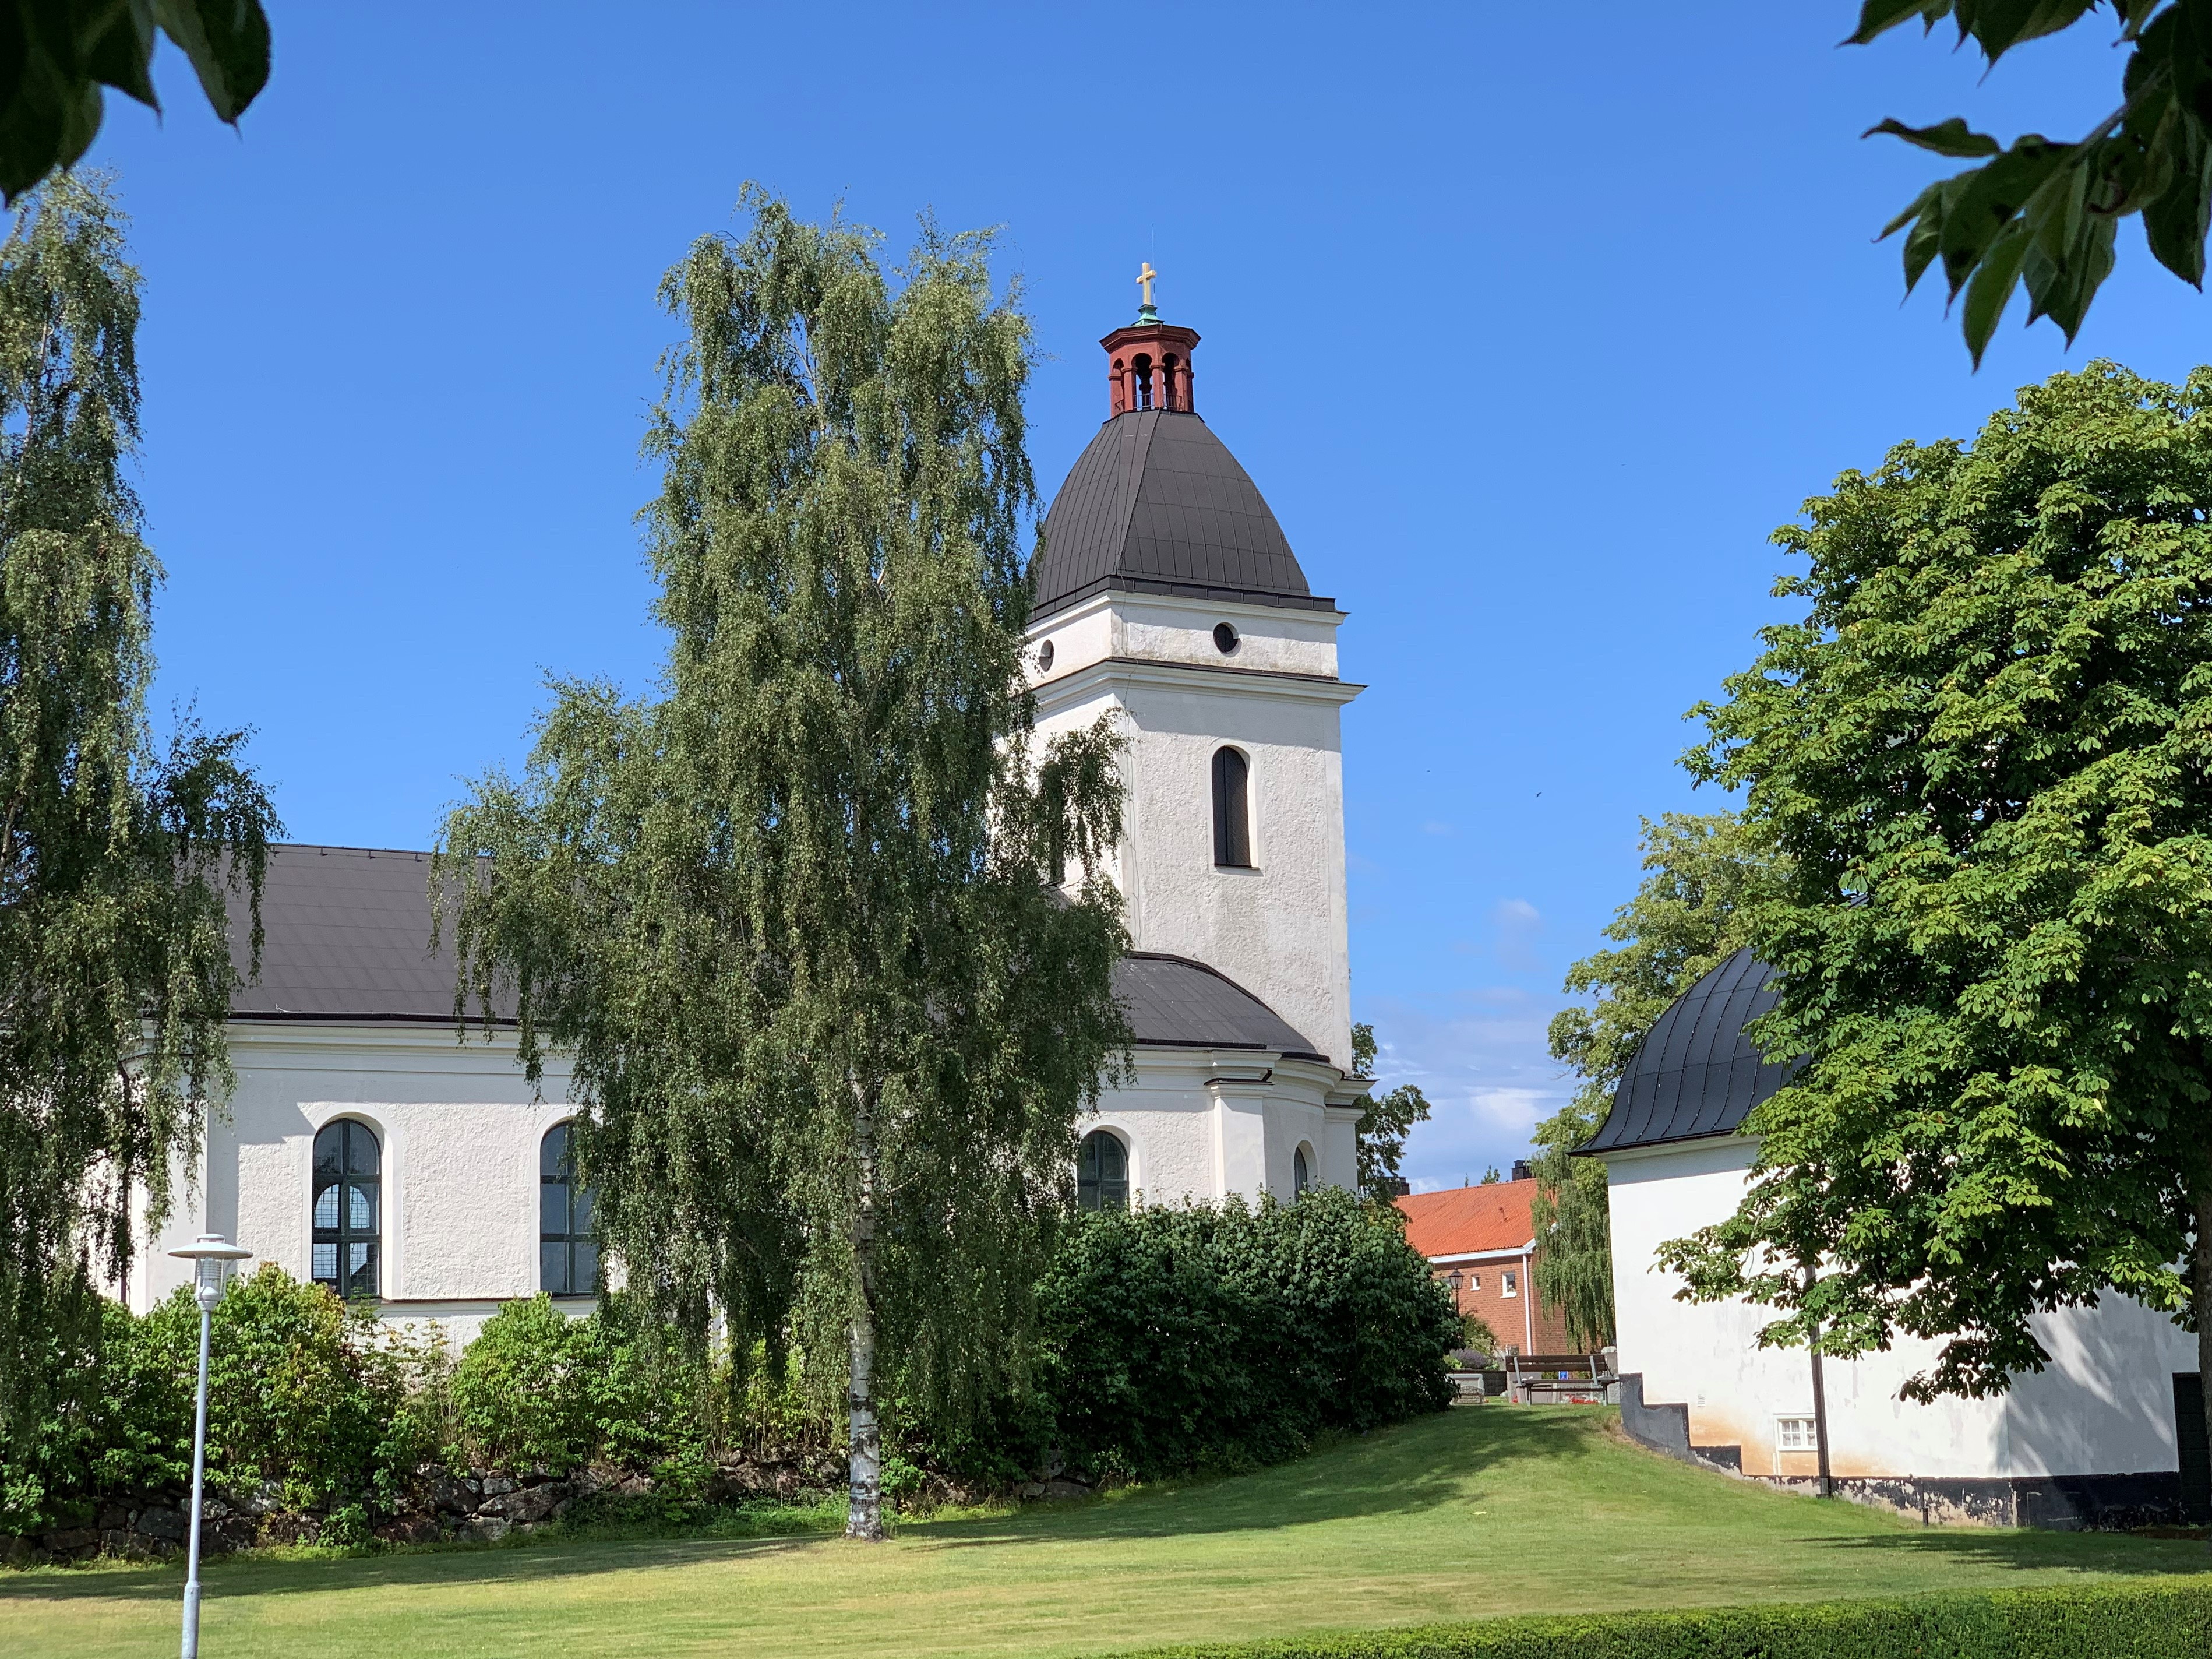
(1663, 364, 2212, 1477)
(1853, 2, 2212, 365)
(436, 190, 1129, 1541)
(1349, 1022, 1430, 1202)
(0, 3, 271, 202)
(0, 172, 274, 1448)
(1533, 813, 1790, 1351)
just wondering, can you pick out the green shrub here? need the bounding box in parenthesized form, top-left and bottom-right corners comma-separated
(450, 1292, 722, 1478)
(1, 1297, 192, 1533)
(1121, 1579, 2212, 1658)
(1034, 1187, 1459, 1481)
(2, 1265, 435, 1535)
(451, 1295, 599, 1473)
(165, 1264, 429, 1516)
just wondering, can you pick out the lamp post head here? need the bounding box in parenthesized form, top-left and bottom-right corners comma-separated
(170, 1234, 253, 1312)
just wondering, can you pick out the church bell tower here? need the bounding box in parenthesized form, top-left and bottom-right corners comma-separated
(1024, 276, 1360, 1073)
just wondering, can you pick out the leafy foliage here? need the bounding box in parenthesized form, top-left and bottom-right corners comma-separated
(1035, 1187, 1460, 1482)
(1349, 1022, 1431, 1202)
(1667, 362, 2212, 1414)
(1, 1266, 429, 1534)
(0, 1292, 186, 1531)
(450, 1292, 742, 1481)
(1532, 814, 1790, 1350)
(1853, 2, 2212, 365)
(0, 172, 275, 1449)
(0, 3, 271, 202)
(435, 188, 1130, 1538)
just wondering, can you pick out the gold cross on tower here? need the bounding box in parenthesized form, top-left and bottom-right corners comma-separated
(1135, 261, 1158, 308)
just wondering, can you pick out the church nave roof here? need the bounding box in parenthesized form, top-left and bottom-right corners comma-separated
(226, 844, 1327, 1062)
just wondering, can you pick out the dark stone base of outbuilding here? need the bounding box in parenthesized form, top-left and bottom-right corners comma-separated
(1617, 1373, 2195, 1533)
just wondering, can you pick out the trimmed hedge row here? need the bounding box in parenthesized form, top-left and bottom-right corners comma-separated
(1121, 1579, 2212, 1659)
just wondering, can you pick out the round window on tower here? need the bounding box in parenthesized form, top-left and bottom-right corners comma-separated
(1037, 639, 1054, 671)
(1213, 622, 1240, 655)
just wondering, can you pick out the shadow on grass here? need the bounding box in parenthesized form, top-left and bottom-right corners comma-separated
(1805, 1526, 2212, 1577)
(908, 1406, 1540, 1550)
(9, 1406, 2202, 1609)
(0, 1410, 1505, 1606)
(0, 1530, 834, 1607)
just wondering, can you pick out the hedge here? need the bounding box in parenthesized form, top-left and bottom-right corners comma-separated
(5, 1190, 1459, 1537)
(1119, 1579, 2212, 1659)
(1032, 1186, 1462, 1481)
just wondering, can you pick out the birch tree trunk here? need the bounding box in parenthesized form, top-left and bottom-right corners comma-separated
(2194, 1180, 2212, 1554)
(846, 1079, 885, 1541)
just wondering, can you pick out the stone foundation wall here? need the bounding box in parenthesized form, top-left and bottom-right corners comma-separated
(1, 1447, 851, 1567)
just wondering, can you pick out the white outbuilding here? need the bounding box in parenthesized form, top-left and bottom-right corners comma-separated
(1584, 948, 2210, 1530)
(133, 297, 1369, 1339)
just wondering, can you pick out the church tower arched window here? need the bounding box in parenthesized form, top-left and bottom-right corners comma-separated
(1212, 746, 1253, 868)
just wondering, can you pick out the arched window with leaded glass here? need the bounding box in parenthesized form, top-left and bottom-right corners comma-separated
(1077, 1130, 1128, 1213)
(541, 1122, 598, 1296)
(312, 1119, 380, 1298)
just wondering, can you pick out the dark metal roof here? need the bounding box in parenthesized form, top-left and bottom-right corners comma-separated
(1032, 410, 1333, 621)
(227, 846, 1326, 1059)
(1578, 949, 1795, 1155)
(1116, 952, 1326, 1062)
(227, 844, 476, 1022)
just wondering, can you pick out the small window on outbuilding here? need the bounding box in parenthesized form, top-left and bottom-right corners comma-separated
(1501, 1270, 1518, 1298)
(1293, 1145, 1311, 1197)
(541, 1122, 599, 1296)
(1776, 1415, 1818, 1452)
(1212, 747, 1252, 868)
(312, 1119, 380, 1299)
(1077, 1130, 1128, 1213)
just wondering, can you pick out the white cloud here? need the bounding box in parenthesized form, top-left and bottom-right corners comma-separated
(1491, 897, 1544, 972)
(1356, 985, 1575, 1190)
(1471, 1086, 1551, 1132)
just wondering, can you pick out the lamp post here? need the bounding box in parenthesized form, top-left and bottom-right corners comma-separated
(168, 1234, 252, 1659)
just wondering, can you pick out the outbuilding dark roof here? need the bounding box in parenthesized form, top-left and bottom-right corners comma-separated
(1578, 949, 1796, 1156)
(227, 845, 1325, 1059)
(1032, 410, 1333, 621)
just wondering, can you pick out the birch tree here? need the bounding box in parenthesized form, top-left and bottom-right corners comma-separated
(0, 172, 276, 1444)
(436, 191, 1128, 1540)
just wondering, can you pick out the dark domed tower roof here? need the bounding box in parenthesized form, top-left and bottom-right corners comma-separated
(1034, 410, 1329, 621)
(1031, 304, 1333, 622)
(1579, 949, 1797, 1155)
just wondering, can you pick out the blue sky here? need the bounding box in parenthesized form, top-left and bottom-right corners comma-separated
(83, 4, 2212, 1189)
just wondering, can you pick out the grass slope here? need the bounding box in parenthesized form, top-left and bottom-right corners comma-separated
(5, 1407, 2207, 1659)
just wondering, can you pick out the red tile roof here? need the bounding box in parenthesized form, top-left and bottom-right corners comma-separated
(1394, 1178, 1539, 1260)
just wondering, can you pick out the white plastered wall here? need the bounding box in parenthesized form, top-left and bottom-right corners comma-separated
(140, 1023, 581, 1347)
(1603, 1134, 2196, 1482)
(1081, 1047, 1361, 1205)
(150, 1023, 1358, 1350)
(1029, 590, 1360, 1072)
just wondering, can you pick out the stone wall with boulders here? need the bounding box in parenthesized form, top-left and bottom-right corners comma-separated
(1, 1446, 856, 1566)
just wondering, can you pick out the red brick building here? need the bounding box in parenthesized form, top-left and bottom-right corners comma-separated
(1395, 1177, 1572, 1356)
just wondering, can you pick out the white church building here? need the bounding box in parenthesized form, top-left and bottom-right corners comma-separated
(1585, 948, 2210, 1530)
(131, 301, 1370, 1340)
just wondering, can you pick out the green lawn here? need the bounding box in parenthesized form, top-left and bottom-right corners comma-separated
(6, 1406, 2207, 1659)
